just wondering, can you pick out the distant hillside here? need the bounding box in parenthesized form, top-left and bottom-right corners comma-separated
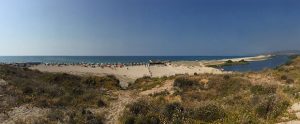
(263, 50, 300, 56)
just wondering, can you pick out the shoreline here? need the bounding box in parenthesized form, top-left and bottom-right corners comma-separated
(28, 55, 272, 83)
(202, 55, 272, 66)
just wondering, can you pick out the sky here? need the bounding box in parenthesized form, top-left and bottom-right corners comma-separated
(0, 0, 299, 56)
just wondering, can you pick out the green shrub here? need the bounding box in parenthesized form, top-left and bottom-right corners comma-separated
(218, 79, 245, 96)
(174, 77, 198, 89)
(251, 85, 277, 95)
(99, 75, 121, 89)
(124, 116, 136, 124)
(72, 87, 84, 96)
(0, 65, 116, 113)
(85, 113, 103, 124)
(281, 75, 288, 80)
(172, 119, 183, 124)
(86, 118, 103, 124)
(53, 96, 73, 108)
(135, 115, 160, 124)
(192, 104, 226, 122)
(22, 87, 33, 95)
(150, 90, 170, 97)
(47, 87, 65, 98)
(47, 109, 64, 122)
(35, 99, 50, 108)
(223, 75, 230, 80)
(162, 102, 184, 120)
(286, 79, 295, 84)
(129, 101, 150, 115)
(134, 76, 152, 84)
(82, 92, 97, 101)
(239, 59, 246, 63)
(45, 73, 80, 84)
(103, 75, 120, 84)
(83, 77, 97, 87)
(255, 96, 290, 119)
(97, 99, 106, 107)
(70, 109, 104, 124)
(226, 60, 233, 63)
(36, 87, 46, 94)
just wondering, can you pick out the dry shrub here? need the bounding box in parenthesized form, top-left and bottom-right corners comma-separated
(250, 85, 277, 95)
(174, 77, 198, 89)
(191, 104, 226, 122)
(128, 100, 150, 115)
(162, 102, 184, 120)
(255, 95, 290, 119)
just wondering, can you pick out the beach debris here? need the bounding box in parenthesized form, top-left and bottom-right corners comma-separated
(119, 81, 129, 89)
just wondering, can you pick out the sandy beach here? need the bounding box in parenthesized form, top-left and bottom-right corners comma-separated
(30, 64, 222, 88)
(30, 62, 223, 81)
(30, 55, 271, 83)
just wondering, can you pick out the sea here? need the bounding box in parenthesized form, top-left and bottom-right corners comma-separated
(0, 55, 291, 72)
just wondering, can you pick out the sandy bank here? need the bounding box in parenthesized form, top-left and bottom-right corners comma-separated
(202, 55, 272, 66)
(30, 62, 223, 81)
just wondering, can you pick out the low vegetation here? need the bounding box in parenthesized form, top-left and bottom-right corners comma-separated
(121, 74, 292, 123)
(129, 76, 169, 91)
(0, 65, 120, 123)
(264, 55, 300, 99)
(121, 56, 300, 124)
(208, 59, 249, 67)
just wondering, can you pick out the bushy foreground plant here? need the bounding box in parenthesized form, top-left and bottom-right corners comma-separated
(255, 95, 290, 119)
(174, 77, 198, 89)
(0, 65, 119, 123)
(191, 104, 226, 122)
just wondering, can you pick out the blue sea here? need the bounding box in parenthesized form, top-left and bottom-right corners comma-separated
(0, 55, 291, 72)
(222, 55, 290, 72)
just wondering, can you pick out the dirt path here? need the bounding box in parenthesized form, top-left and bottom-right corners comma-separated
(103, 80, 174, 123)
(140, 80, 174, 96)
(104, 91, 139, 124)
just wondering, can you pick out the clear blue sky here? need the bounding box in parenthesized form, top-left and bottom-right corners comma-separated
(0, 0, 299, 56)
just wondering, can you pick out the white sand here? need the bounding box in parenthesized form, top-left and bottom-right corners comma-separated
(149, 64, 222, 77)
(220, 55, 272, 62)
(30, 62, 223, 81)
